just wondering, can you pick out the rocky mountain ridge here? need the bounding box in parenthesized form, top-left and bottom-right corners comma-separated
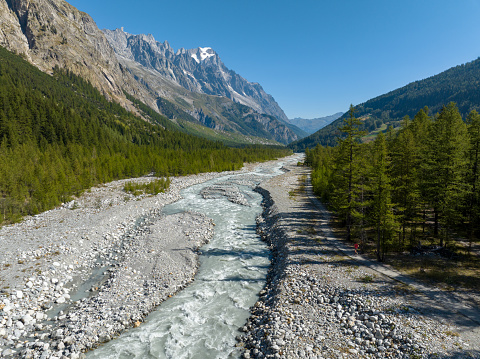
(0, 0, 298, 144)
(103, 28, 289, 124)
(102, 28, 300, 144)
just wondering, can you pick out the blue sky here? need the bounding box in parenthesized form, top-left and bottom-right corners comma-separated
(68, 0, 480, 119)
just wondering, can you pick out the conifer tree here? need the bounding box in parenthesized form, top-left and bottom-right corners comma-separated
(423, 103, 469, 245)
(389, 116, 421, 247)
(351, 143, 371, 246)
(466, 110, 480, 246)
(370, 133, 395, 261)
(331, 105, 366, 241)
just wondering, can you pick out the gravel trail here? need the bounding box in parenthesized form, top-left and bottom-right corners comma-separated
(239, 164, 480, 359)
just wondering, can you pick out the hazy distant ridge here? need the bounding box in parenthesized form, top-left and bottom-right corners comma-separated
(289, 113, 343, 134)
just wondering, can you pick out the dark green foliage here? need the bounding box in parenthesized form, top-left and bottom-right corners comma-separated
(466, 110, 480, 245)
(307, 103, 479, 260)
(291, 57, 480, 151)
(421, 103, 469, 244)
(155, 97, 199, 125)
(370, 133, 395, 261)
(0, 46, 290, 225)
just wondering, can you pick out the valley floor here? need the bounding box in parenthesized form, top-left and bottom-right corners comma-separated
(239, 164, 480, 359)
(0, 157, 479, 359)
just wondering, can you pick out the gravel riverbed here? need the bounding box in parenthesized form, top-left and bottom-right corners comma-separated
(0, 169, 241, 358)
(239, 165, 480, 359)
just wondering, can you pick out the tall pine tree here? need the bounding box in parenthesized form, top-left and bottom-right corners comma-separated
(423, 103, 469, 246)
(331, 105, 366, 241)
(370, 133, 396, 261)
(467, 110, 480, 246)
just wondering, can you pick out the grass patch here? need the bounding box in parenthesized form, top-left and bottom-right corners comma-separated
(296, 226, 316, 235)
(124, 178, 171, 197)
(388, 252, 480, 291)
(289, 174, 308, 200)
(444, 330, 460, 337)
(345, 266, 357, 274)
(359, 274, 375, 283)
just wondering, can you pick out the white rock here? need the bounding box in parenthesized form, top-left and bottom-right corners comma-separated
(56, 296, 66, 304)
(1, 349, 15, 357)
(22, 314, 34, 325)
(16, 290, 23, 299)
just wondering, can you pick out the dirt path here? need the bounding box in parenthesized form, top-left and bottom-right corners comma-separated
(305, 174, 480, 345)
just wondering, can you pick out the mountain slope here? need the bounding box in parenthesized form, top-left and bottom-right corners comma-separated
(0, 0, 296, 145)
(104, 29, 299, 144)
(290, 57, 480, 150)
(0, 0, 152, 107)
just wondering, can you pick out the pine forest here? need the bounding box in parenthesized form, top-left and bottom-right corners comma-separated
(0, 47, 290, 225)
(306, 104, 480, 267)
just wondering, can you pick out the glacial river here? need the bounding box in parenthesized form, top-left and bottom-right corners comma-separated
(87, 156, 299, 359)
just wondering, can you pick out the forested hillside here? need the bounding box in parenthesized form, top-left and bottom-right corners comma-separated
(291, 57, 480, 150)
(0, 46, 290, 225)
(306, 104, 480, 263)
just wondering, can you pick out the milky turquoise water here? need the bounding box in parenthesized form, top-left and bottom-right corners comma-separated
(86, 161, 290, 359)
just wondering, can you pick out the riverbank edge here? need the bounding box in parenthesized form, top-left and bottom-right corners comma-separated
(236, 182, 291, 358)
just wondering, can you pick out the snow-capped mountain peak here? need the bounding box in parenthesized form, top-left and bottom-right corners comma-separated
(191, 47, 215, 63)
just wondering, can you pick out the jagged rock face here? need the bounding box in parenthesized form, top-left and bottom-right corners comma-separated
(0, 0, 151, 106)
(103, 28, 290, 124)
(0, 1, 30, 58)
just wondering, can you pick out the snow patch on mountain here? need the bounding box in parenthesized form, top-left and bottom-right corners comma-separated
(191, 47, 215, 63)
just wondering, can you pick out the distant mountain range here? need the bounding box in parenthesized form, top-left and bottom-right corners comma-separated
(289, 57, 480, 151)
(289, 113, 343, 134)
(102, 28, 303, 144)
(0, 0, 300, 145)
(103, 29, 289, 123)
